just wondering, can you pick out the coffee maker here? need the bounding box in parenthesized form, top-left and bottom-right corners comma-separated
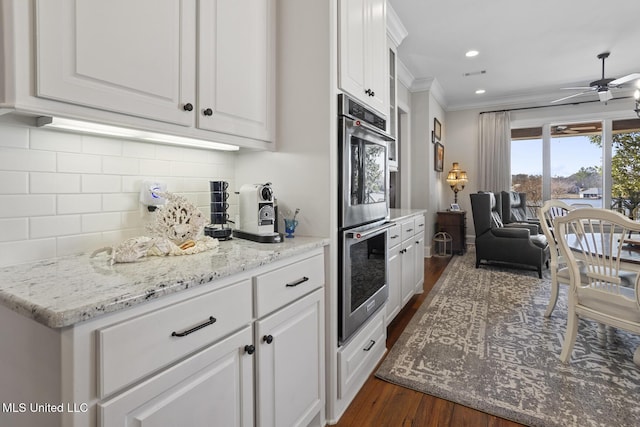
(234, 182, 282, 243)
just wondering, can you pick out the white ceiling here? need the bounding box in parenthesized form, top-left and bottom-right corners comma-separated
(388, 0, 640, 111)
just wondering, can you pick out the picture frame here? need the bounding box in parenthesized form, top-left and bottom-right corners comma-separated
(431, 130, 435, 143)
(450, 203, 460, 211)
(434, 141, 444, 172)
(434, 117, 442, 141)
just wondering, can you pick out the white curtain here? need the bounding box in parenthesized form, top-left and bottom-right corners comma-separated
(478, 111, 511, 193)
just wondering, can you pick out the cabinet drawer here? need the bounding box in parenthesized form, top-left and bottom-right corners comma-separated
(401, 219, 415, 241)
(254, 253, 324, 318)
(414, 215, 425, 235)
(97, 280, 252, 397)
(387, 223, 402, 249)
(337, 309, 386, 399)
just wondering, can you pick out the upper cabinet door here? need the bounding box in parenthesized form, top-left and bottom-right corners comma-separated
(35, 0, 196, 126)
(339, 0, 388, 116)
(197, 0, 275, 142)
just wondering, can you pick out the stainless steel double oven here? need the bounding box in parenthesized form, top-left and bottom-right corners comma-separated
(338, 94, 394, 345)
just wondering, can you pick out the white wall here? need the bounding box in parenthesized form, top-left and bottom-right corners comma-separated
(0, 120, 237, 267)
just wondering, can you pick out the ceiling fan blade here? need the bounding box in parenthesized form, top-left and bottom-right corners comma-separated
(609, 73, 640, 87)
(550, 91, 593, 104)
(560, 86, 593, 90)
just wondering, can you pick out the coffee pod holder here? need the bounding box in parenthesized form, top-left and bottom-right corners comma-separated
(205, 181, 233, 240)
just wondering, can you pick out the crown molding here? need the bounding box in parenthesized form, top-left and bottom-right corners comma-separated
(387, 3, 408, 47)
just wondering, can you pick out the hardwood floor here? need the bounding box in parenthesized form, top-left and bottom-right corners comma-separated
(333, 255, 525, 427)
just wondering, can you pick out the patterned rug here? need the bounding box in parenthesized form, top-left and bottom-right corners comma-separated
(376, 250, 640, 427)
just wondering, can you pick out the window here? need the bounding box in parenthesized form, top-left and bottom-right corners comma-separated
(511, 127, 542, 206)
(550, 122, 602, 208)
(511, 118, 640, 214)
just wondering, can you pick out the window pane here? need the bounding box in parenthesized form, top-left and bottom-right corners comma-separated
(550, 123, 602, 208)
(510, 135, 542, 208)
(611, 118, 640, 215)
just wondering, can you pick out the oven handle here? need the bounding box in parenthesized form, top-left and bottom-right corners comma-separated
(346, 223, 393, 240)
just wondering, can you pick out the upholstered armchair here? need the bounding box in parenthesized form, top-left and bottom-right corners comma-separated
(470, 192, 550, 278)
(501, 191, 541, 233)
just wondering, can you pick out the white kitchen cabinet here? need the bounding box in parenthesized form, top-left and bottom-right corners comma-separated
(35, 0, 195, 127)
(338, 0, 388, 116)
(253, 252, 325, 427)
(22, 0, 274, 144)
(385, 223, 402, 324)
(198, 0, 275, 141)
(255, 289, 324, 427)
(386, 213, 425, 325)
(0, 246, 326, 427)
(98, 326, 254, 427)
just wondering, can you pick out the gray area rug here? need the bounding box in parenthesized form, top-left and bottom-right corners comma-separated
(376, 250, 640, 427)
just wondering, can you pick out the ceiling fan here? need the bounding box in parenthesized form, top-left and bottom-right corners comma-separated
(551, 52, 640, 104)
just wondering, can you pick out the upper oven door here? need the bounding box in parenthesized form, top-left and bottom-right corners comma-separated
(339, 117, 392, 229)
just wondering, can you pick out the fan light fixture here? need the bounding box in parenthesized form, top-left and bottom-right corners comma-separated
(36, 117, 240, 152)
(446, 162, 468, 204)
(634, 89, 640, 118)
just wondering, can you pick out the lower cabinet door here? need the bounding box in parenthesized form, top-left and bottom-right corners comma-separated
(98, 326, 254, 427)
(400, 239, 415, 305)
(255, 288, 324, 427)
(386, 243, 402, 325)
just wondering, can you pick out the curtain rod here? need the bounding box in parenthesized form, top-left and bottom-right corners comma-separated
(479, 95, 633, 115)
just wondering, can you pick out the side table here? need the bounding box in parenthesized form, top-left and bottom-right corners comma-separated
(437, 211, 467, 255)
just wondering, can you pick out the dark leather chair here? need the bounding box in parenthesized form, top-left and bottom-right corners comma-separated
(470, 192, 549, 278)
(501, 191, 541, 233)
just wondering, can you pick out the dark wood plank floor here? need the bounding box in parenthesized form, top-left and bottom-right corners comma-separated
(334, 255, 525, 427)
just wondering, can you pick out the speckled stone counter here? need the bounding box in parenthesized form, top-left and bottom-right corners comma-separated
(389, 208, 426, 222)
(0, 236, 329, 329)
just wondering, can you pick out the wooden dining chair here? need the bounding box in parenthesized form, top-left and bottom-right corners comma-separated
(554, 208, 640, 363)
(537, 200, 575, 317)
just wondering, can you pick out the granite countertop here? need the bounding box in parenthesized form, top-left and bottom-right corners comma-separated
(0, 236, 329, 329)
(389, 208, 427, 222)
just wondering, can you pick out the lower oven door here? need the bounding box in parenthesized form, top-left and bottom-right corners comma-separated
(339, 223, 390, 345)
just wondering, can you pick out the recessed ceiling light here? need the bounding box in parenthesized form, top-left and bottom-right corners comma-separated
(475, 89, 486, 94)
(465, 50, 479, 58)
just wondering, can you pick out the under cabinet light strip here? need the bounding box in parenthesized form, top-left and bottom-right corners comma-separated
(36, 117, 240, 152)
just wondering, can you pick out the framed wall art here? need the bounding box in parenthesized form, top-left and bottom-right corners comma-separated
(433, 117, 442, 141)
(434, 141, 444, 172)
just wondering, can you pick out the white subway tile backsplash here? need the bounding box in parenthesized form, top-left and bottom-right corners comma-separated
(82, 212, 122, 233)
(0, 238, 57, 267)
(81, 174, 122, 193)
(30, 172, 81, 194)
(30, 215, 82, 238)
(57, 194, 102, 214)
(57, 152, 102, 173)
(0, 171, 29, 194)
(0, 147, 57, 172)
(30, 128, 82, 152)
(81, 135, 123, 156)
(139, 159, 171, 176)
(0, 218, 29, 242)
(0, 195, 56, 218)
(102, 193, 139, 212)
(102, 156, 139, 175)
(0, 122, 235, 265)
(122, 141, 157, 159)
(170, 161, 216, 178)
(0, 125, 29, 149)
(56, 233, 104, 257)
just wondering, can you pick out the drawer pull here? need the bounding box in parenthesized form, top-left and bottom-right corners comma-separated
(171, 316, 216, 337)
(285, 276, 309, 287)
(363, 340, 376, 352)
(406, 228, 413, 232)
(263, 334, 274, 344)
(244, 344, 255, 355)
(390, 234, 399, 239)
